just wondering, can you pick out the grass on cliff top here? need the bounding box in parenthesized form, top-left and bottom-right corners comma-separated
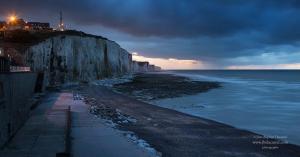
(0, 30, 108, 45)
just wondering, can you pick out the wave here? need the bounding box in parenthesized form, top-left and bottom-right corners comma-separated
(154, 71, 300, 145)
(165, 71, 300, 90)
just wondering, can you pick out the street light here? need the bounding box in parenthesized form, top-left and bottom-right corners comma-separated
(8, 15, 17, 23)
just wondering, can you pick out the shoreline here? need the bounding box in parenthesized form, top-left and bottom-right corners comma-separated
(148, 71, 300, 146)
(112, 73, 221, 102)
(76, 74, 300, 156)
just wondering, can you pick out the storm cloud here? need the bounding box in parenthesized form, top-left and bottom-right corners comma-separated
(1, 0, 300, 68)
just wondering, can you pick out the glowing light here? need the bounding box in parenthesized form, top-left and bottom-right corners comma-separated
(8, 15, 17, 22)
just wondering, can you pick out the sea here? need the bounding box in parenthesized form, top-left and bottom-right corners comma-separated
(152, 70, 300, 145)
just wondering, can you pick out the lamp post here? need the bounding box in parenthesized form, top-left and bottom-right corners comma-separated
(8, 15, 17, 24)
(9, 15, 16, 22)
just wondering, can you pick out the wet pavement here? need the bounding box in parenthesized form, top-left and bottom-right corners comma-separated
(0, 92, 69, 157)
(70, 92, 157, 157)
(0, 90, 157, 157)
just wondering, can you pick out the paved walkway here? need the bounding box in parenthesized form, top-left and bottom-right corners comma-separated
(0, 92, 69, 157)
(0, 91, 156, 157)
(70, 92, 156, 157)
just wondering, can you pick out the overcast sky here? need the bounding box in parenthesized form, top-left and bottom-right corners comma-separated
(1, 0, 300, 69)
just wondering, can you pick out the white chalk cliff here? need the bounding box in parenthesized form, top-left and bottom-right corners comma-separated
(23, 34, 160, 86)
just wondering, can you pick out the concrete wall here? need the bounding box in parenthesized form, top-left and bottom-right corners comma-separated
(0, 72, 37, 147)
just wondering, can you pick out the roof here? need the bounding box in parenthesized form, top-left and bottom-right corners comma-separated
(28, 22, 50, 26)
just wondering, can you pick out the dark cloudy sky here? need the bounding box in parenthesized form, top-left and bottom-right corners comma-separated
(1, 0, 300, 69)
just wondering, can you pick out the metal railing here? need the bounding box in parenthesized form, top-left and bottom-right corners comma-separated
(1, 58, 31, 73)
(10, 66, 31, 72)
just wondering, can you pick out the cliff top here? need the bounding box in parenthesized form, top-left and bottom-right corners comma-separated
(0, 30, 108, 45)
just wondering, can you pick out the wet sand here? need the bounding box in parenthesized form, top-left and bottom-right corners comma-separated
(77, 73, 300, 157)
(113, 73, 221, 101)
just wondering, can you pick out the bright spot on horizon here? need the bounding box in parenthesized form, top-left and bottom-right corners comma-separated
(227, 63, 300, 70)
(132, 52, 204, 70)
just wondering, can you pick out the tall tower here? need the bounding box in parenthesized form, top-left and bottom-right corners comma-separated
(58, 11, 65, 31)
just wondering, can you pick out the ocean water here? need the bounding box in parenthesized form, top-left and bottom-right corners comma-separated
(152, 70, 300, 145)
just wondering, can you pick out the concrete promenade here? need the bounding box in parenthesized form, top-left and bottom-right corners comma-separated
(0, 90, 156, 157)
(0, 92, 69, 157)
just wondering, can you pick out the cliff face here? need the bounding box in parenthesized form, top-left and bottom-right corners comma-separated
(21, 34, 159, 86)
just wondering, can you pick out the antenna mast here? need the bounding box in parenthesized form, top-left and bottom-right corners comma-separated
(58, 11, 65, 31)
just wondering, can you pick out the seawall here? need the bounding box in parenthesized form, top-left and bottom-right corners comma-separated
(0, 72, 37, 147)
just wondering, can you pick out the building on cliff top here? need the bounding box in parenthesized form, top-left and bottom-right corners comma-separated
(27, 22, 51, 31)
(6, 18, 27, 30)
(1, 15, 51, 31)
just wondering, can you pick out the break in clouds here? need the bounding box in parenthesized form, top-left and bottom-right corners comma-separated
(1, 0, 300, 68)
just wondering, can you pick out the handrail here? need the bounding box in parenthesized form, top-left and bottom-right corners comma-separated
(10, 66, 31, 72)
